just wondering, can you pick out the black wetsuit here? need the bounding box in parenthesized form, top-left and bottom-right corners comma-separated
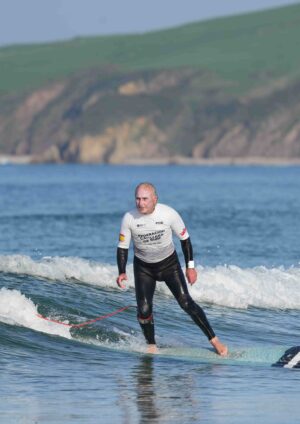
(117, 244, 216, 345)
(117, 203, 216, 345)
(133, 251, 215, 345)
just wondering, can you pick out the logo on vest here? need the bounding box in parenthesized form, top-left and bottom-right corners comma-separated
(180, 228, 187, 237)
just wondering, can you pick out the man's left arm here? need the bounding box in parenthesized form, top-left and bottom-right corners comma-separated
(170, 208, 197, 285)
(180, 237, 197, 285)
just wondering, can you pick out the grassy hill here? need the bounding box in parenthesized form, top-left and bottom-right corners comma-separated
(1, 3, 300, 163)
(1, 3, 300, 94)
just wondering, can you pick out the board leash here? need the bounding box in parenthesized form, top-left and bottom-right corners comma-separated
(36, 305, 136, 328)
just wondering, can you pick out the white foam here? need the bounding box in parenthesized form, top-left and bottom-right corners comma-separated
(77, 330, 146, 354)
(1, 255, 300, 310)
(0, 254, 122, 288)
(0, 287, 71, 339)
(187, 265, 300, 309)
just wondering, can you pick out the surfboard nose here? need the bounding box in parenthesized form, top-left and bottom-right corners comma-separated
(272, 346, 300, 369)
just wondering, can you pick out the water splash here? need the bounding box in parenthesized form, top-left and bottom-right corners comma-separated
(0, 287, 71, 339)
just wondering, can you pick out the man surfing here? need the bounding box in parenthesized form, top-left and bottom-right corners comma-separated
(116, 182, 228, 356)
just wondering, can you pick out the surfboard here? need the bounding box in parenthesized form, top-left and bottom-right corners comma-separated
(156, 345, 300, 368)
(272, 346, 300, 369)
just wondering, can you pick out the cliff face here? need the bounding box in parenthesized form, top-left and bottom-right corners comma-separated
(1, 67, 300, 163)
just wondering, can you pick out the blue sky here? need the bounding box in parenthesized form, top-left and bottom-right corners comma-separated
(0, 0, 299, 47)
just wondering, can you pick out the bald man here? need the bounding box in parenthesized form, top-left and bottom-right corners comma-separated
(116, 182, 228, 356)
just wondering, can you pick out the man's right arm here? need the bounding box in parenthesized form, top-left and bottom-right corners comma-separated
(116, 213, 131, 288)
(116, 247, 128, 288)
(117, 247, 128, 274)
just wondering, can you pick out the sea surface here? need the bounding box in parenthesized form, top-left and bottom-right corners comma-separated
(0, 164, 299, 424)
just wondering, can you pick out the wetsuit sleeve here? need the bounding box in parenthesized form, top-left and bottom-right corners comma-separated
(117, 213, 131, 274)
(180, 237, 194, 267)
(118, 213, 132, 249)
(117, 247, 128, 274)
(169, 208, 190, 241)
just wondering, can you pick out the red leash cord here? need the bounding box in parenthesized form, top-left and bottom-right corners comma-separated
(36, 305, 134, 328)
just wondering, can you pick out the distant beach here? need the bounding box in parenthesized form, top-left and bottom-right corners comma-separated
(1, 154, 300, 166)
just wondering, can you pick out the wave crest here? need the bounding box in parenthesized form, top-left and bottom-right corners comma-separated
(0, 287, 71, 338)
(1, 255, 300, 310)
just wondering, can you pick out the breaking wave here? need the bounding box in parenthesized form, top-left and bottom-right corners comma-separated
(1, 255, 300, 310)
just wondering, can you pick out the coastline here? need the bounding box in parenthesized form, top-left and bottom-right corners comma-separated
(0, 155, 33, 165)
(123, 156, 300, 166)
(1, 154, 300, 166)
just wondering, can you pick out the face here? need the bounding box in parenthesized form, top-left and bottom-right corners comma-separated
(135, 186, 157, 214)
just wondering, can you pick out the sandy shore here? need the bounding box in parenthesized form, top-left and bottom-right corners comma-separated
(1, 154, 300, 166)
(122, 156, 300, 166)
(0, 155, 33, 165)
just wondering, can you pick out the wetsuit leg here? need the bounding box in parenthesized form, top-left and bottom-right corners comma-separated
(134, 258, 156, 344)
(163, 261, 215, 340)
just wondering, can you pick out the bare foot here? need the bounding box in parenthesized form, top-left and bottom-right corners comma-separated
(210, 337, 228, 356)
(146, 344, 159, 354)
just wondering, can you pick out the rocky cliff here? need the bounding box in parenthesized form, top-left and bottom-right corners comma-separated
(1, 66, 300, 163)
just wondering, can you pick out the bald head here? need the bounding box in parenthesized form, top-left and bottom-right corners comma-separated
(135, 182, 158, 214)
(135, 182, 157, 197)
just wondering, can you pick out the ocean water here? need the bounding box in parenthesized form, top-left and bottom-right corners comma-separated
(0, 164, 299, 424)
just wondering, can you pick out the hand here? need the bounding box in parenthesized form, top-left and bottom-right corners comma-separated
(186, 268, 197, 285)
(116, 273, 128, 289)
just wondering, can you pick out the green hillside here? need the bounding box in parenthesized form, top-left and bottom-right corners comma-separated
(1, 3, 300, 94)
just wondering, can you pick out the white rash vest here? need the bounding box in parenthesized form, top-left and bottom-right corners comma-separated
(118, 203, 189, 263)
